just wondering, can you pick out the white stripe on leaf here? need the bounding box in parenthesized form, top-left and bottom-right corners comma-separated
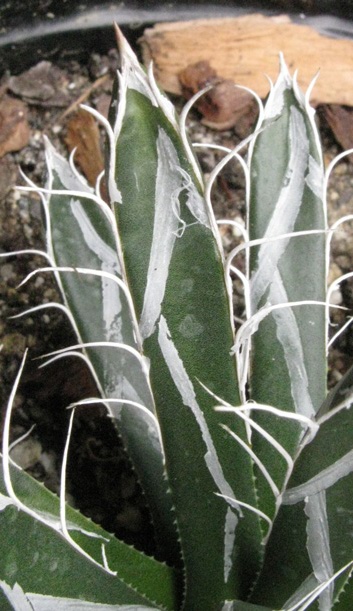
(269, 270, 315, 419)
(139, 128, 210, 340)
(305, 154, 324, 200)
(0, 581, 158, 611)
(284, 561, 353, 611)
(283, 448, 353, 504)
(117, 27, 157, 108)
(216, 493, 272, 530)
(305, 491, 333, 611)
(45, 138, 92, 194)
(139, 129, 181, 340)
(0, 494, 14, 511)
(223, 507, 238, 583)
(17, 266, 139, 346)
(158, 315, 238, 504)
(70, 199, 119, 271)
(250, 106, 309, 310)
(70, 200, 126, 343)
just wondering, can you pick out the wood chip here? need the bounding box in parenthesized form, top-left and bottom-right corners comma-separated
(140, 14, 353, 105)
(0, 96, 30, 158)
(64, 108, 105, 188)
(179, 60, 257, 132)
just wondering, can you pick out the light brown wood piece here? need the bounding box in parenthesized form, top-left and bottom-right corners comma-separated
(64, 108, 104, 187)
(139, 14, 353, 105)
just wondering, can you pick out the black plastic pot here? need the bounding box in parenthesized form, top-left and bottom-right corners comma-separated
(1, 1, 353, 75)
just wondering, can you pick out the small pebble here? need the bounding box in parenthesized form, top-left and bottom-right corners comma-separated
(10, 437, 42, 470)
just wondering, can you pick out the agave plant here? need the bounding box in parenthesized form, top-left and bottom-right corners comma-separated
(1, 25, 353, 610)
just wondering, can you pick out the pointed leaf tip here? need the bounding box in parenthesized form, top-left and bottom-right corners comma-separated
(114, 22, 123, 51)
(114, 23, 139, 70)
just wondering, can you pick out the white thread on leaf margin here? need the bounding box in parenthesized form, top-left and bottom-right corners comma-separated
(2, 353, 113, 575)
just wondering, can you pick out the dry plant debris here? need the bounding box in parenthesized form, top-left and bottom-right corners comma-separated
(64, 108, 105, 187)
(0, 96, 30, 158)
(179, 60, 257, 133)
(140, 13, 353, 105)
(322, 105, 353, 165)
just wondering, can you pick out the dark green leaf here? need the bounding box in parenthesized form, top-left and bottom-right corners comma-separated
(0, 461, 177, 609)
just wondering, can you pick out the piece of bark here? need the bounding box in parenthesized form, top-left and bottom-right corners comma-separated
(8, 61, 71, 107)
(140, 14, 353, 105)
(64, 107, 104, 188)
(179, 60, 257, 132)
(0, 96, 30, 158)
(322, 105, 353, 164)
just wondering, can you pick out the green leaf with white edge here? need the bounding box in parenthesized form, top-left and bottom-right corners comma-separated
(249, 398, 353, 609)
(42, 140, 178, 565)
(246, 58, 327, 524)
(220, 602, 275, 611)
(0, 582, 158, 611)
(0, 460, 177, 610)
(108, 30, 263, 609)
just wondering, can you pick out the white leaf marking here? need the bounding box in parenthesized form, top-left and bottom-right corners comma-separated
(45, 138, 92, 195)
(139, 129, 181, 339)
(305, 154, 324, 200)
(305, 491, 333, 611)
(283, 449, 353, 504)
(217, 493, 272, 529)
(70, 200, 118, 270)
(0, 582, 33, 611)
(0, 581, 157, 610)
(250, 106, 309, 309)
(263, 55, 291, 120)
(283, 574, 320, 611)
(147, 63, 178, 130)
(284, 561, 353, 611)
(223, 507, 238, 583)
(70, 200, 125, 343)
(158, 315, 238, 504)
(0, 493, 13, 511)
(139, 128, 209, 340)
(176, 166, 210, 230)
(269, 270, 315, 419)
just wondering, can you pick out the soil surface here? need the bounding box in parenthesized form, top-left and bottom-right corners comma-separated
(1, 33, 353, 557)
